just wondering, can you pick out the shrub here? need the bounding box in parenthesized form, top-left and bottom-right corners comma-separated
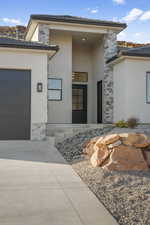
(127, 117, 139, 129)
(114, 120, 128, 128)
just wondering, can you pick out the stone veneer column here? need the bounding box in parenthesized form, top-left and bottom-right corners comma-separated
(103, 30, 117, 123)
(38, 24, 50, 44)
(31, 123, 46, 141)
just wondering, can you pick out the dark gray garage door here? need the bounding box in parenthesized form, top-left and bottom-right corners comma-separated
(0, 69, 31, 140)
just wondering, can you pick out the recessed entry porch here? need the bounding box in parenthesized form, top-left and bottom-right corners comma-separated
(48, 30, 105, 124)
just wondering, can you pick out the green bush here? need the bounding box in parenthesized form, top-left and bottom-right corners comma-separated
(114, 120, 128, 128)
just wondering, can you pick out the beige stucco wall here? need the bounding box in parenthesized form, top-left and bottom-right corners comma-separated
(48, 31, 72, 123)
(31, 25, 39, 42)
(114, 60, 127, 121)
(0, 48, 48, 139)
(72, 42, 93, 123)
(114, 58, 150, 123)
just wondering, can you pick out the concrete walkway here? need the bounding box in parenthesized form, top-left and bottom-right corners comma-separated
(0, 141, 118, 225)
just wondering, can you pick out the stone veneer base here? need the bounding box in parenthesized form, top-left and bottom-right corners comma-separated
(31, 123, 46, 141)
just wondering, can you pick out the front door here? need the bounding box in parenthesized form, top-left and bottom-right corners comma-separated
(72, 85, 87, 124)
(97, 81, 102, 123)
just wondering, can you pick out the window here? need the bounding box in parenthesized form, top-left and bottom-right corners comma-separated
(146, 72, 150, 103)
(48, 78, 62, 101)
(72, 72, 88, 82)
(72, 88, 83, 110)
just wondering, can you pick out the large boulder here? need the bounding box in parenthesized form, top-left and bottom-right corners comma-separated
(98, 134, 120, 146)
(83, 136, 99, 157)
(84, 132, 150, 171)
(90, 146, 110, 168)
(120, 133, 150, 147)
(103, 145, 149, 171)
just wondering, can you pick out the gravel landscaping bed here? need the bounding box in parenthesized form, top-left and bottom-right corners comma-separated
(56, 126, 150, 225)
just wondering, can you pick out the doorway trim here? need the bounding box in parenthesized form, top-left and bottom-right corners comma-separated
(97, 80, 103, 123)
(72, 84, 87, 124)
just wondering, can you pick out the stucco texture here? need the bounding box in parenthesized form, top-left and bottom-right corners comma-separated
(114, 58, 150, 123)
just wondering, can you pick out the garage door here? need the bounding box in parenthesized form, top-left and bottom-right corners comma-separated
(0, 69, 31, 140)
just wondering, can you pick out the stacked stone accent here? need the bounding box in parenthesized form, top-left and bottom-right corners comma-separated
(103, 30, 117, 123)
(38, 24, 50, 44)
(31, 123, 46, 141)
(0, 25, 26, 39)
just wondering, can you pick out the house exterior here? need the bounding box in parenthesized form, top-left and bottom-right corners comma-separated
(0, 14, 150, 141)
(0, 37, 58, 140)
(25, 15, 126, 126)
(107, 46, 150, 124)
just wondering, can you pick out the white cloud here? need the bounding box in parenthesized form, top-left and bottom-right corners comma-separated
(90, 9, 99, 14)
(135, 32, 142, 37)
(113, 0, 125, 4)
(1, 18, 22, 25)
(86, 7, 99, 14)
(117, 31, 126, 40)
(122, 8, 143, 23)
(140, 11, 150, 21)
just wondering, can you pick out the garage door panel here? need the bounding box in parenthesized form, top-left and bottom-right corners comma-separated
(0, 69, 31, 140)
(0, 123, 29, 140)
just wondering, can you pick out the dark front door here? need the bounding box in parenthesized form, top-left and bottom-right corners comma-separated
(72, 84, 87, 124)
(0, 69, 31, 140)
(97, 81, 102, 123)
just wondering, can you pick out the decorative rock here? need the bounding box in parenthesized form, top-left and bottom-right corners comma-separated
(85, 132, 150, 171)
(93, 136, 105, 149)
(90, 146, 110, 168)
(83, 136, 99, 156)
(108, 140, 122, 149)
(100, 134, 120, 145)
(134, 135, 150, 148)
(134, 141, 150, 148)
(103, 145, 149, 171)
(121, 133, 146, 146)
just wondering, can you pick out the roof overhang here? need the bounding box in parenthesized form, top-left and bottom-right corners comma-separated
(0, 46, 58, 58)
(107, 55, 150, 66)
(26, 17, 126, 40)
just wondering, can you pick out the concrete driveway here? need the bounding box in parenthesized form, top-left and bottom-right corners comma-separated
(0, 141, 117, 225)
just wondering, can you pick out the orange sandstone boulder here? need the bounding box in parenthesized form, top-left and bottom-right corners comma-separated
(103, 145, 149, 171)
(90, 146, 110, 167)
(83, 136, 99, 157)
(99, 134, 120, 145)
(121, 133, 147, 146)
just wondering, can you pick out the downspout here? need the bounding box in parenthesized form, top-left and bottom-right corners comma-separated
(48, 47, 59, 60)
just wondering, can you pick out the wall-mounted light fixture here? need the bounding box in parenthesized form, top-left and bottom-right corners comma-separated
(37, 83, 43, 92)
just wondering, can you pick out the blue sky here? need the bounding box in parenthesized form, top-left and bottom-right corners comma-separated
(0, 0, 150, 43)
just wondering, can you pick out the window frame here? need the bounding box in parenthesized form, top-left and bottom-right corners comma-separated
(146, 72, 150, 104)
(48, 78, 62, 101)
(72, 72, 88, 83)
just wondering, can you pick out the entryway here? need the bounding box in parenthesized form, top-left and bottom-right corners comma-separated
(72, 84, 87, 124)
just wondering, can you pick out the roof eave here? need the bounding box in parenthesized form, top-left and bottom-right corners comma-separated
(0, 44, 59, 55)
(30, 15, 127, 29)
(107, 54, 150, 66)
(25, 16, 127, 40)
(122, 52, 150, 58)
